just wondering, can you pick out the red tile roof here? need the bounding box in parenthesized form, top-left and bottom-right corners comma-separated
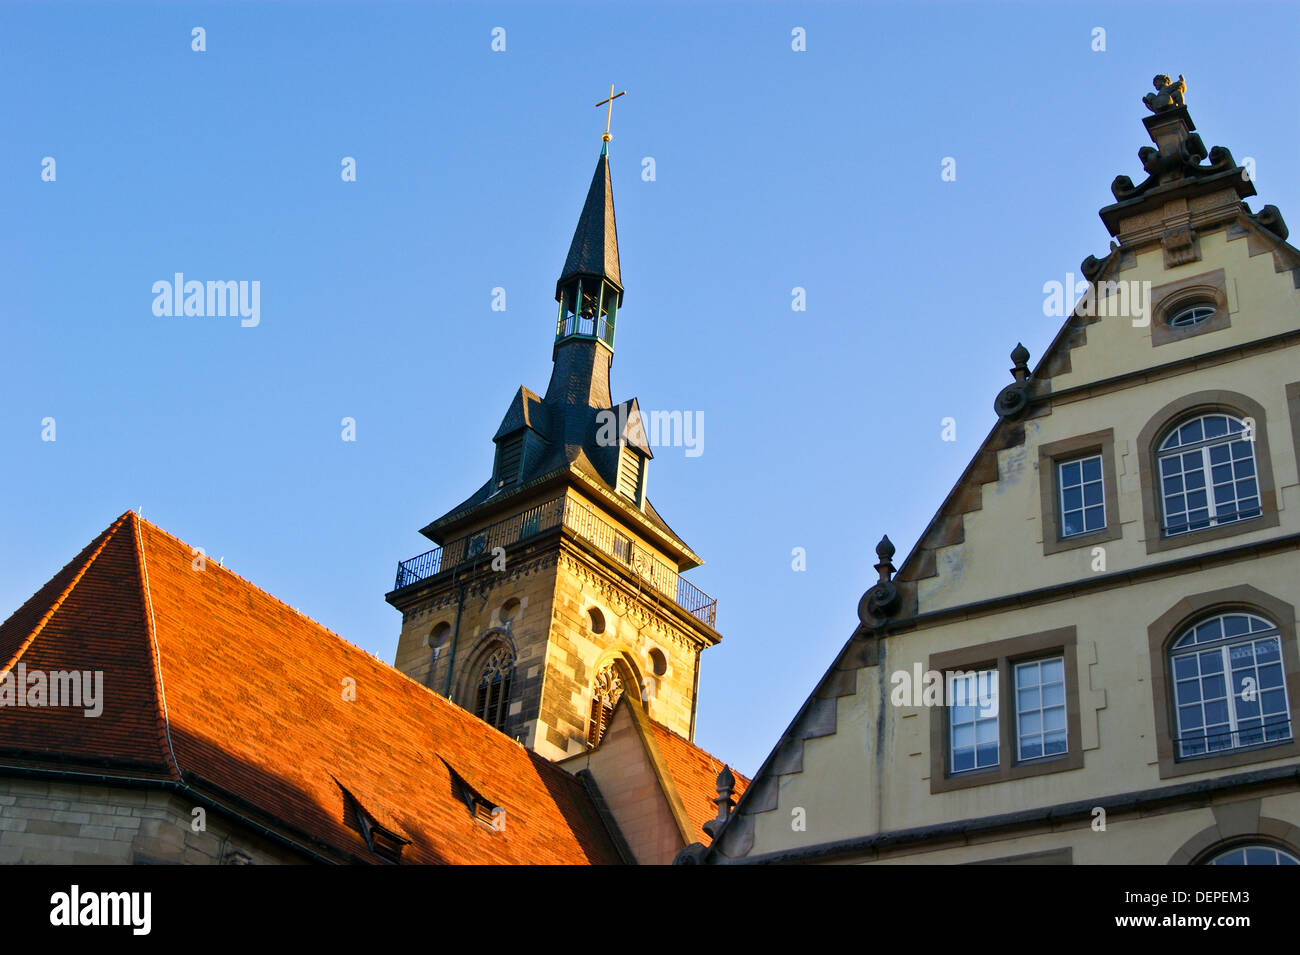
(646, 720, 749, 840)
(0, 512, 622, 865)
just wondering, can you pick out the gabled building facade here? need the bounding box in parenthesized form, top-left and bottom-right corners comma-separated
(691, 78, 1300, 865)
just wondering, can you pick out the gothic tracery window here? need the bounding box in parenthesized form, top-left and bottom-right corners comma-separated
(587, 665, 625, 747)
(475, 645, 515, 731)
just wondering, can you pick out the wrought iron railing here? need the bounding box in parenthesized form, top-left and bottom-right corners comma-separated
(1175, 717, 1293, 759)
(394, 495, 718, 628)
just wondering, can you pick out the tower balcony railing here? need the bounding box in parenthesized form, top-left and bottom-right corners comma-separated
(556, 312, 616, 349)
(394, 495, 717, 628)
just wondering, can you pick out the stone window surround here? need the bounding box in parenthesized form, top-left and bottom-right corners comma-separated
(1287, 382, 1300, 480)
(455, 630, 517, 710)
(1147, 585, 1300, 780)
(1038, 429, 1123, 556)
(929, 626, 1084, 794)
(1149, 268, 1231, 348)
(1136, 390, 1280, 555)
(1167, 795, 1300, 865)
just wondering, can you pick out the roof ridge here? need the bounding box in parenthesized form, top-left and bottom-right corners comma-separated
(0, 512, 131, 675)
(131, 511, 182, 780)
(132, 513, 379, 654)
(647, 717, 750, 783)
(131, 513, 536, 756)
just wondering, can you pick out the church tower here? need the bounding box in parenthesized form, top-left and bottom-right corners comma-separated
(386, 110, 722, 761)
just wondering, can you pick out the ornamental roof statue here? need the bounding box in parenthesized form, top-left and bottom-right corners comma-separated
(1143, 73, 1186, 113)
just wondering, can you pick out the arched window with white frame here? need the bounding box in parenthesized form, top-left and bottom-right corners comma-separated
(1170, 612, 1292, 759)
(1157, 412, 1260, 537)
(1204, 843, 1300, 865)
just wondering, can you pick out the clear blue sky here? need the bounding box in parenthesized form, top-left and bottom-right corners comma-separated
(3, 1, 1297, 775)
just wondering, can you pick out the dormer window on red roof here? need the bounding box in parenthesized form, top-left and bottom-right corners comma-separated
(336, 781, 410, 864)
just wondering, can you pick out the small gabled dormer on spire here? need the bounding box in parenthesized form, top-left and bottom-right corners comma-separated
(554, 87, 626, 355)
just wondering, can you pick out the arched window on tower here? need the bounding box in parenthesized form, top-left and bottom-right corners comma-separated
(587, 664, 626, 747)
(474, 645, 516, 731)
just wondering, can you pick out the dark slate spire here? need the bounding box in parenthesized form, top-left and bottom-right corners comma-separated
(549, 145, 626, 392)
(557, 144, 622, 298)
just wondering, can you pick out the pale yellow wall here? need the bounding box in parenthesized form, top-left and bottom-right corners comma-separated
(748, 555, 1299, 857)
(1053, 229, 1299, 391)
(921, 229, 1300, 613)
(858, 791, 1300, 864)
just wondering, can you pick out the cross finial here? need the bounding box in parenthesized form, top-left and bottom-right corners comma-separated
(595, 84, 626, 143)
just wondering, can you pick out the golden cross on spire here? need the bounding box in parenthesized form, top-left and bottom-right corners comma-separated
(595, 84, 626, 143)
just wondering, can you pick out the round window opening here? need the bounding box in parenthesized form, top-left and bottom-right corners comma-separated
(649, 648, 668, 676)
(588, 607, 606, 634)
(500, 598, 520, 624)
(1168, 302, 1216, 328)
(427, 622, 452, 650)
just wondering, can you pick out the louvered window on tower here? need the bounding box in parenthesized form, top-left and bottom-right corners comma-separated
(617, 449, 643, 504)
(496, 435, 524, 489)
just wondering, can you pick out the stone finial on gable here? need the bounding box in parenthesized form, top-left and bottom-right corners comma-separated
(701, 765, 737, 840)
(994, 343, 1032, 420)
(857, 534, 902, 625)
(873, 534, 896, 585)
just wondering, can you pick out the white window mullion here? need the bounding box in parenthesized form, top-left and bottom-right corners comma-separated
(1221, 645, 1240, 749)
(1201, 445, 1219, 524)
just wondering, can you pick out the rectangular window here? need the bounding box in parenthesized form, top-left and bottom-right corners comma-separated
(1038, 431, 1121, 556)
(1058, 455, 1106, 537)
(949, 668, 999, 774)
(1015, 657, 1067, 761)
(930, 628, 1083, 794)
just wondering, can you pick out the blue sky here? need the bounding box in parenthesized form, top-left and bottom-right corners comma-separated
(3, 1, 1297, 775)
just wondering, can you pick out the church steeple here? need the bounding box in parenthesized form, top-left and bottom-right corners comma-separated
(389, 89, 724, 762)
(553, 143, 624, 357)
